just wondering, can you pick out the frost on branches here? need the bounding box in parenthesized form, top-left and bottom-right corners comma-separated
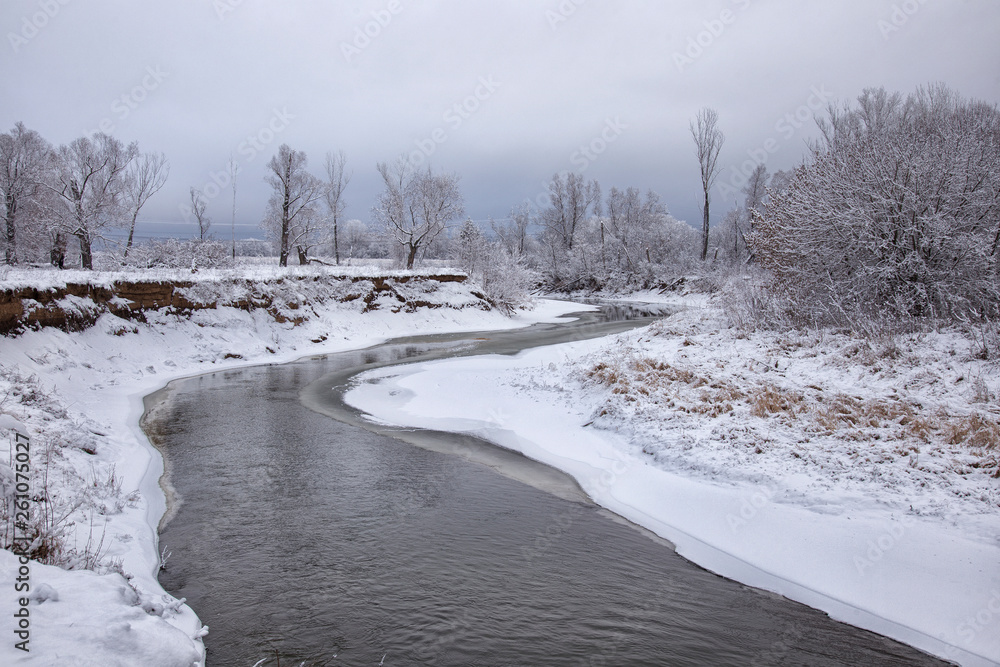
(751, 84, 1000, 324)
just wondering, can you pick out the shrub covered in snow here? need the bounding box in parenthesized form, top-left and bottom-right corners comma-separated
(750, 84, 1000, 324)
(100, 239, 234, 271)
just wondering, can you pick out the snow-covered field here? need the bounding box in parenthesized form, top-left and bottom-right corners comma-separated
(0, 268, 576, 666)
(346, 292, 1000, 667)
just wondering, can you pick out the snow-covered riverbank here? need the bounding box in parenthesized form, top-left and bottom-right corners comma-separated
(345, 293, 1000, 667)
(0, 268, 578, 666)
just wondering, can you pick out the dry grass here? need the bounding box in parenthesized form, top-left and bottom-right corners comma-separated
(586, 352, 998, 479)
(587, 357, 710, 391)
(945, 413, 1000, 451)
(750, 386, 803, 419)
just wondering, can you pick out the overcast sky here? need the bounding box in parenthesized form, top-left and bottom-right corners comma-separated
(2, 0, 999, 238)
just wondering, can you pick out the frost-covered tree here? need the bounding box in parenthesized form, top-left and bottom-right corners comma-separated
(0, 122, 52, 265)
(264, 144, 325, 267)
(541, 172, 601, 252)
(751, 84, 1000, 321)
(50, 134, 137, 269)
(538, 172, 601, 282)
(373, 159, 464, 269)
(716, 164, 768, 265)
(123, 152, 168, 255)
(453, 218, 487, 277)
(477, 245, 533, 315)
(340, 219, 370, 261)
(691, 108, 725, 261)
(189, 188, 211, 241)
(324, 150, 351, 265)
(122, 152, 169, 258)
(604, 187, 667, 275)
(492, 204, 533, 257)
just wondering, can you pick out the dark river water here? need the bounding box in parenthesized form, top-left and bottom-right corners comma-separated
(148, 305, 948, 667)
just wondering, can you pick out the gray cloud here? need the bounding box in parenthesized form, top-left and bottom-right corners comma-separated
(2, 0, 998, 236)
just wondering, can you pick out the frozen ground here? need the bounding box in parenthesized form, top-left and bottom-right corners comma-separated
(346, 293, 1000, 667)
(0, 267, 576, 666)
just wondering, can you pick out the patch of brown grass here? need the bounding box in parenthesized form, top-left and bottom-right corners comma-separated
(945, 413, 1000, 451)
(750, 385, 803, 418)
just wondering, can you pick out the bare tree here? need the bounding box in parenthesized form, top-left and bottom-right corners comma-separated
(605, 187, 668, 275)
(263, 196, 329, 264)
(742, 163, 768, 216)
(541, 172, 601, 251)
(492, 204, 533, 257)
(122, 152, 169, 259)
(691, 108, 725, 261)
(373, 159, 464, 269)
(189, 188, 211, 241)
(324, 150, 351, 265)
(0, 122, 52, 265)
(50, 133, 137, 269)
(229, 155, 238, 260)
(264, 144, 324, 267)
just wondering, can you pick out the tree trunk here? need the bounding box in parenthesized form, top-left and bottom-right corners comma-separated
(124, 212, 139, 260)
(333, 220, 340, 265)
(4, 196, 17, 265)
(279, 188, 291, 266)
(701, 191, 710, 261)
(50, 233, 66, 269)
(279, 216, 290, 267)
(406, 243, 418, 269)
(297, 246, 308, 265)
(77, 232, 93, 270)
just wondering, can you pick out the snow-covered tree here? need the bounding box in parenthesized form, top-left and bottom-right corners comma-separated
(478, 245, 533, 315)
(264, 144, 325, 267)
(691, 107, 725, 261)
(373, 159, 464, 269)
(324, 150, 351, 265)
(541, 172, 601, 252)
(340, 219, 370, 261)
(492, 204, 533, 258)
(453, 218, 487, 276)
(50, 133, 137, 269)
(0, 122, 52, 265)
(751, 84, 1000, 321)
(189, 188, 211, 241)
(122, 152, 169, 258)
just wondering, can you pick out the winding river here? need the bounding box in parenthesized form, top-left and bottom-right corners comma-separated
(147, 305, 947, 666)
